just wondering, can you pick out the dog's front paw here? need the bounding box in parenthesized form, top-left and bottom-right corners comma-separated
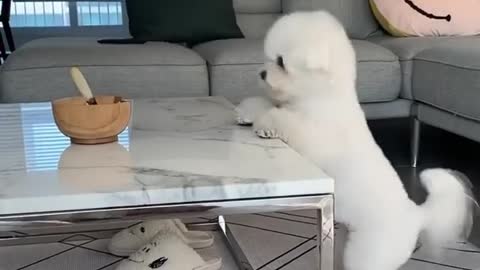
(236, 114, 253, 126)
(255, 128, 280, 139)
(253, 112, 280, 139)
(235, 106, 254, 126)
(235, 97, 273, 126)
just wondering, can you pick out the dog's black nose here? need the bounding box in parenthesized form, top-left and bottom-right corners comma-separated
(260, 70, 267, 80)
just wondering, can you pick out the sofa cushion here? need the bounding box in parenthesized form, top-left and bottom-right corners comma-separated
(283, 0, 379, 39)
(370, 0, 480, 37)
(353, 40, 401, 103)
(125, 0, 244, 46)
(369, 35, 458, 99)
(235, 0, 380, 39)
(233, 0, 281, 39)
(193, 39, 401, 104)
(193, 39, 264, 103)
(194, 39, 264, 66)
(0, 38, 209, 103)
(413, 37, 480, 121)
(235, 14, 281, 39)
(233, 0, 281, 13)
(370, 36, 449, 61)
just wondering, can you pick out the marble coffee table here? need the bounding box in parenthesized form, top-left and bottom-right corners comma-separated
(0, 96, 335, 269)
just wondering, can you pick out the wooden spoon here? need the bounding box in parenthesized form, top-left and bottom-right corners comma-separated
(70, 67, 97, 105)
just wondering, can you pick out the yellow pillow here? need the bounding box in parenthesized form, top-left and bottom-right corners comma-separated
(370, 0, 480, 37)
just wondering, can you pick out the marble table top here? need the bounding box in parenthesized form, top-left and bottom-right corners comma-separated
(0, 96, 333, 218)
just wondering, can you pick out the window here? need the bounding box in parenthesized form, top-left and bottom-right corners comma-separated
(10, 1, 70, 27)
(77, 1, 122, 26)
(2, 0, 123, 28)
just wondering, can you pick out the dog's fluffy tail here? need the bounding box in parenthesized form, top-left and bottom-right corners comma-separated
(418, 168, 477, 255)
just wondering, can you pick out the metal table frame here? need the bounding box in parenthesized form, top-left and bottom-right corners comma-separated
(0, 0, 15, 61)
(0, 194, 334, 270)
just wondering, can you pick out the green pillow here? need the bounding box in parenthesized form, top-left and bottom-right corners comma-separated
(126, 0, 244, 46)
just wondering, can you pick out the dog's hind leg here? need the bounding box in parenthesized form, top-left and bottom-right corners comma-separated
(342, 230, 416, 270)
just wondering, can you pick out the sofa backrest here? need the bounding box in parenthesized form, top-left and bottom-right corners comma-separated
(309, 0, 380, 39)
(234, 0, 379, 40)
(233, 0, 282, 39)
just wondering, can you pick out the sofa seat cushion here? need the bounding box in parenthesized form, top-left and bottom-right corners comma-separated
(194, 39, 401, 104)
(413, 37, 480, 121)
(0, 37, 209, 103)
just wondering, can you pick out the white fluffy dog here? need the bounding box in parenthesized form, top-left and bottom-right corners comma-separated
(236, 10, 476, 270)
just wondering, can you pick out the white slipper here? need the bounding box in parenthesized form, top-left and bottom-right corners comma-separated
(171, 219, 215, 248)
(109, 219, 214, 256)
(115, 233, 222, 270)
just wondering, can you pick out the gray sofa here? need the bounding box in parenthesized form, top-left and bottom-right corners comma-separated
(1, 0, 479, 166)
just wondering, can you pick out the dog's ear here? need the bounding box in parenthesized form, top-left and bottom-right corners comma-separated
(290, 44, 330, 72)
(306, 44, 330, 71)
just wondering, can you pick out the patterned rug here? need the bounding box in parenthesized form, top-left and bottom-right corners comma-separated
(0, 213, 478, 270)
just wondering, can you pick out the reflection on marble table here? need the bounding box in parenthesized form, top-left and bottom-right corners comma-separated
(0, 97, 333, 218)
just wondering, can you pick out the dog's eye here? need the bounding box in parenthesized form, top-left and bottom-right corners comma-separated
(276, 56, 285, 69)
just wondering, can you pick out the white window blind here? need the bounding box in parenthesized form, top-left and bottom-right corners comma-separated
(77, 1, 122, 26)
(1, 0, 123, 27)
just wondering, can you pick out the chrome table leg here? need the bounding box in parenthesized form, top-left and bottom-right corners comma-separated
(317, 195, 334, 270)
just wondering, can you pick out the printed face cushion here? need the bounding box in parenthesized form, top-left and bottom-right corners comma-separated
(370, 0, 480, 37)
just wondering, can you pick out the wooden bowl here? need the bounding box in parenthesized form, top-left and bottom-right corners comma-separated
(52, 96, 131, 145)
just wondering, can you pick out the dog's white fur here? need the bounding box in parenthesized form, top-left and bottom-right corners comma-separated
(236, 10, 476, 270)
